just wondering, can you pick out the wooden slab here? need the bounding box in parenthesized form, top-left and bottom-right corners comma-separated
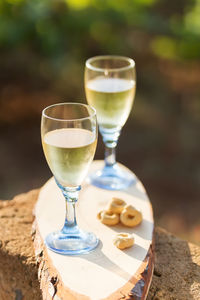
(34, 161, 154, 300)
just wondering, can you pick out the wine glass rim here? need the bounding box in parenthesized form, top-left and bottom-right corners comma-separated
(42, 102, 96, 121)
(85, 55, 135, 72)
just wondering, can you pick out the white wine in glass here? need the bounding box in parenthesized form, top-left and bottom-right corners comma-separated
(41, 103, 98, 255)
(43, 128, 97, 187)
(85, 56, 136, 190)
(86, 77, 135, 130)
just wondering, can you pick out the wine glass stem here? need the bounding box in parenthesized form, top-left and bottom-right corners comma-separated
(61, 187, 81, 234)
(105, 144, 116, 167)
(100, 126, 121, 169)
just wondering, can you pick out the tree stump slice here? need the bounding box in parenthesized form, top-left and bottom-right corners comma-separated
(34, 161, 154, 300)
(1, 189, 200, 299)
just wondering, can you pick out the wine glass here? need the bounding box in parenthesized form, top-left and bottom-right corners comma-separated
(85, 55, 136, 190)
(41, 103, 98, 255)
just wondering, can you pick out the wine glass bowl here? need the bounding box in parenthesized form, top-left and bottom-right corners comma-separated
(85, 56, 136, 190)
(41, 103, 98, 255)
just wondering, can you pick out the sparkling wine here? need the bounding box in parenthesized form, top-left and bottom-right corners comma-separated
(85, 77, 135, 129)
(42, 128, 97, 187)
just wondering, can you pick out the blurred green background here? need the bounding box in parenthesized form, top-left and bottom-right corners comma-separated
(0, 0, 199, 244)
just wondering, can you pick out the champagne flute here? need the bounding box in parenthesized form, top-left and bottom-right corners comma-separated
(85, 55, 136, 190)
(41, 103, 98, 255)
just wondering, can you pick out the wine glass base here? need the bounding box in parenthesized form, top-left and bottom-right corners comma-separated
(89, 164, 136, 190)
(45, 230, 99, 255)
